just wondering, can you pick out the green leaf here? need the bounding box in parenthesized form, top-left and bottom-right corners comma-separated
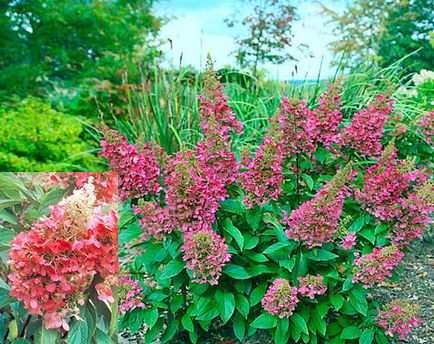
(350, 289, 368, 316)
(359, 328, 375, 344)
(342, 275, 354, 292)
(222, 218, 244, 251)
(143, 307, 159, 328)
(223, 264, 251, 280)
(170, 294, 183, 314)
(235, 294, 250, 319)
(302, 173, 314, 190)
(144, 318, 164, 344)
(34, 327, 59, 344)
(119, 223, 142, 244)
(246, 206, 262, 230)
(160, 259, 185, 279)
(232, 313, 245, 341)
(275, 318, 291, 344)
(128, 308, 144, 333)
(0, 199, 21, 211)
(349, 216, 365, 233)
(244, 236, 260, 250)
(220, 199, 245, 214)
(330, 294, 344, 310)
(160, 319, 179, 344)
(263, 241, 290, 255)
(251, 313, 277, 329)
(341, 326, 361, 339)
(94, 328, 112, 344)
(246, 251, 268, 263)
(359, 229, 375, 244)
(215, 289, 235, 324)
(307, 249, 339, 261)
(250, 283, 267, 306)
(291, 313, 308, 335)
(0, 227, 16, 247)
(182, 314, 194, 332)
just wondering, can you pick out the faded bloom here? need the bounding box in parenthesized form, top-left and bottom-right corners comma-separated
(262, 279, 300, 318)
(418, 110, 434, 145)
(376, 300, 422, 340)
(181, 229, 231, 285)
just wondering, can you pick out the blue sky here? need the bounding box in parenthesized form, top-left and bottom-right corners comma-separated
(154, 0, 343, 80)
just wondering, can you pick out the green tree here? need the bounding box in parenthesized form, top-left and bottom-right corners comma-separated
(0, 0, 161, 99)
(323, 0, 434, 72)
(226, 0, 297, 77)
(378, 0, 434, 73)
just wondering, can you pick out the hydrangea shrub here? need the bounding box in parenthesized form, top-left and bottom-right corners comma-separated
(0, 172, 118, 343)
(109, 60, 433, 344)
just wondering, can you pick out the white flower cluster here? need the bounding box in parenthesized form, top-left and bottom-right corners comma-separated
(413, 69, 434, 86)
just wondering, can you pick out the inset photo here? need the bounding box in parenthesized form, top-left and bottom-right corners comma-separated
(0, 172, 118, 343)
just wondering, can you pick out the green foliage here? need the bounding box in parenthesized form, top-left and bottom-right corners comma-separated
(0, 98, 101, 171)
(323, 0, 434, 72)
(0, 0, 161, 99)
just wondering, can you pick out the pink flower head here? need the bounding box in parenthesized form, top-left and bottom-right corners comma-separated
(262, 279, 300, 318)
(418, 110, 434, 144)
(181, 229, 231, 285)
(7, 181, 118, 329)
(356, 141, 419, 221)
(352, 245, 404, 288)
(240, 136, 284, 208)
(133, 202, 173, 241)
(338, 95, 394, 157)
(311, 80, 343, 148)
(99, 128, 162, 200)
(199, 60, 244, 136)
(164, 150, 227, 232)
(391, 180, 434, 247)
(278, 97, 316, 156)
(118, 275, 146, 313)
(376, 300, 422, 340)
(284, 164, 353, 248)
(297, 274, 327, 299)
(340, 232, 357, 250)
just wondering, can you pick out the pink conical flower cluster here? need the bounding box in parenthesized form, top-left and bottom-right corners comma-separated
(418, 110, 434, 145)
(352, 245, 404, 289)
(311, 80, 343, 148)
(181, 229, 231, 285)
(376, 300, 422, 340)
(297, 274, 327, 299)
(100, 128, 162, 200)
(338, 95, 394, 157)
(240, 136, 284, 208)
(284, 164, 353, 248)
(356, 141, 420, 221)
(261, 279, 300, 319)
